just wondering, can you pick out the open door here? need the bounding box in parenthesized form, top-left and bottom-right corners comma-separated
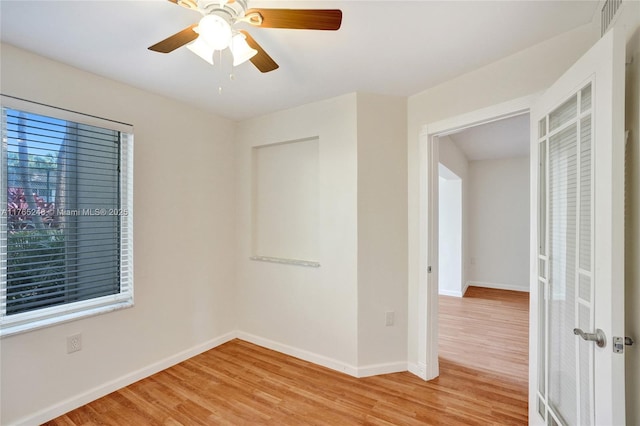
(529, 26, 626, 425)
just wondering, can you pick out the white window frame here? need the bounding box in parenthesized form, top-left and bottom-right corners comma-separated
(0, 95, 134, 337)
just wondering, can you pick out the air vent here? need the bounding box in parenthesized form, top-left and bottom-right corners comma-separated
(601, 0, 622, 36)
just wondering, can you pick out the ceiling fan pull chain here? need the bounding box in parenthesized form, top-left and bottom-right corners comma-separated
(213, 50, 222, 95)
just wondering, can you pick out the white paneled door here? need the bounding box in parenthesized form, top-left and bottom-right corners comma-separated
(529, 27, 626, 425)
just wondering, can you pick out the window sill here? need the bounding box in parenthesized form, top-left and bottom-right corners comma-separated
(0, 296, 133, 338)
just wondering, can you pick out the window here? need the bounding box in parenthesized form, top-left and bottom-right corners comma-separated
(0, 96, 133, 336)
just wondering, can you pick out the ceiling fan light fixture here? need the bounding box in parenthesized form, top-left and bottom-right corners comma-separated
(186, 37, 215, 65)
(230, 33, 258, 66)
(150, 3, 342, 74)
(198, 14, 232, 50)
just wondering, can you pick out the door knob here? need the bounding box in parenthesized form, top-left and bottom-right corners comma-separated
(573, 328, 606, 348)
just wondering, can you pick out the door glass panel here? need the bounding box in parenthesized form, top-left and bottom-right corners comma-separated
(548, 122, 578, 426)
(549, 95, 577, 132)
(576, 106, 594, 425)
(578, 303, 593, 425)
(539, 141, 547, 256)
(579, 274, 591, 303)
(538, 396, 547, 420)
(580, 84, 592, 112)
(539, 279, 546, 396)
(580, 116, 592, 271)
(539, 117, 547, 138)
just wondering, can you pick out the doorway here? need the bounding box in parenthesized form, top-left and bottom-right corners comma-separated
(436, 113, 531, 386)
(410, 94, 536, 381)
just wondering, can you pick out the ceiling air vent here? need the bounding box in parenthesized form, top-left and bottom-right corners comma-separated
(601, 0, 622, 36)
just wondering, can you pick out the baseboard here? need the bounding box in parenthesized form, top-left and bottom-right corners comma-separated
(407, 362, 427, 380)
(468, 281, 530, 292)
(357, 361, 407, 378)
(462, 281, 470, 295)
(14, 331, 238, 426)
(236, 331, 360, 377)
(438, 288, 464, 297)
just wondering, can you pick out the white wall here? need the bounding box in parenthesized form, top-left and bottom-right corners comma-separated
(235, 94, 360, 371)
(407, 23, 598, 368)
(235, 93, 408, 376)
(439, 136, 470, 178)
(438, 136, 469, 296)
(252, 138, 319, 261)
(356, 93, 408, 370)
(0, 44, 237, 425)
(438, 173, 463, 297)
(467, 157, 530, 291)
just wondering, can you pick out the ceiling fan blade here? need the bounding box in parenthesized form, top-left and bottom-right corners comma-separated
(239, 30, 279, 73)
(148, 24, 199, 53)
(168, 0, 197, 9)
(244, 9, 342, 30)
(169, 0, 234, 8)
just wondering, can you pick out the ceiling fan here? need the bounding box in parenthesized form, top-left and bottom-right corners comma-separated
(148, 0, 342, 73)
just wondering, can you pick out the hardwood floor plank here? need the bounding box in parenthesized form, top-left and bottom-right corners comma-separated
(45, 287, 528, 425)
(439, 286, 529, 382)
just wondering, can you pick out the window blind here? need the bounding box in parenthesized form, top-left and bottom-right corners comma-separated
(1, 96, 133, 336)
(5, 109, 121, 313)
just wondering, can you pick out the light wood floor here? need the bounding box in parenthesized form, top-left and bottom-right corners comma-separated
(45, 287, 529, 425)
(439, 286, 529, 382)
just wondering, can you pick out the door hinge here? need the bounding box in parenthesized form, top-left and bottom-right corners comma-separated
(613, 336, 634, 354)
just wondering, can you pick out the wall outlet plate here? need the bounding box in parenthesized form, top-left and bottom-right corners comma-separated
(385, 311, 395, 327)
(67, 333, 82, 354)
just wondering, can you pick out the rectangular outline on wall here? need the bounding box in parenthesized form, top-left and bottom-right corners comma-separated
(250, 136, 320, 267)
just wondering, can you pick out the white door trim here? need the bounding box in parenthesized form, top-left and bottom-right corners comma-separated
(411, 93, 538, 381)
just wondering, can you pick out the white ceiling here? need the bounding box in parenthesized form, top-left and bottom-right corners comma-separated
(449, 113, 530, 161)
(0, 1, 600, 121)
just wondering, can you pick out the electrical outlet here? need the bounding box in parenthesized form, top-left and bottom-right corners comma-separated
(67, 333, 82, 354)
(385, 311, 395, 327)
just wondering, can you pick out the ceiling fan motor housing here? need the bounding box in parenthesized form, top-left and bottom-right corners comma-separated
(196, 0, 249, 21)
